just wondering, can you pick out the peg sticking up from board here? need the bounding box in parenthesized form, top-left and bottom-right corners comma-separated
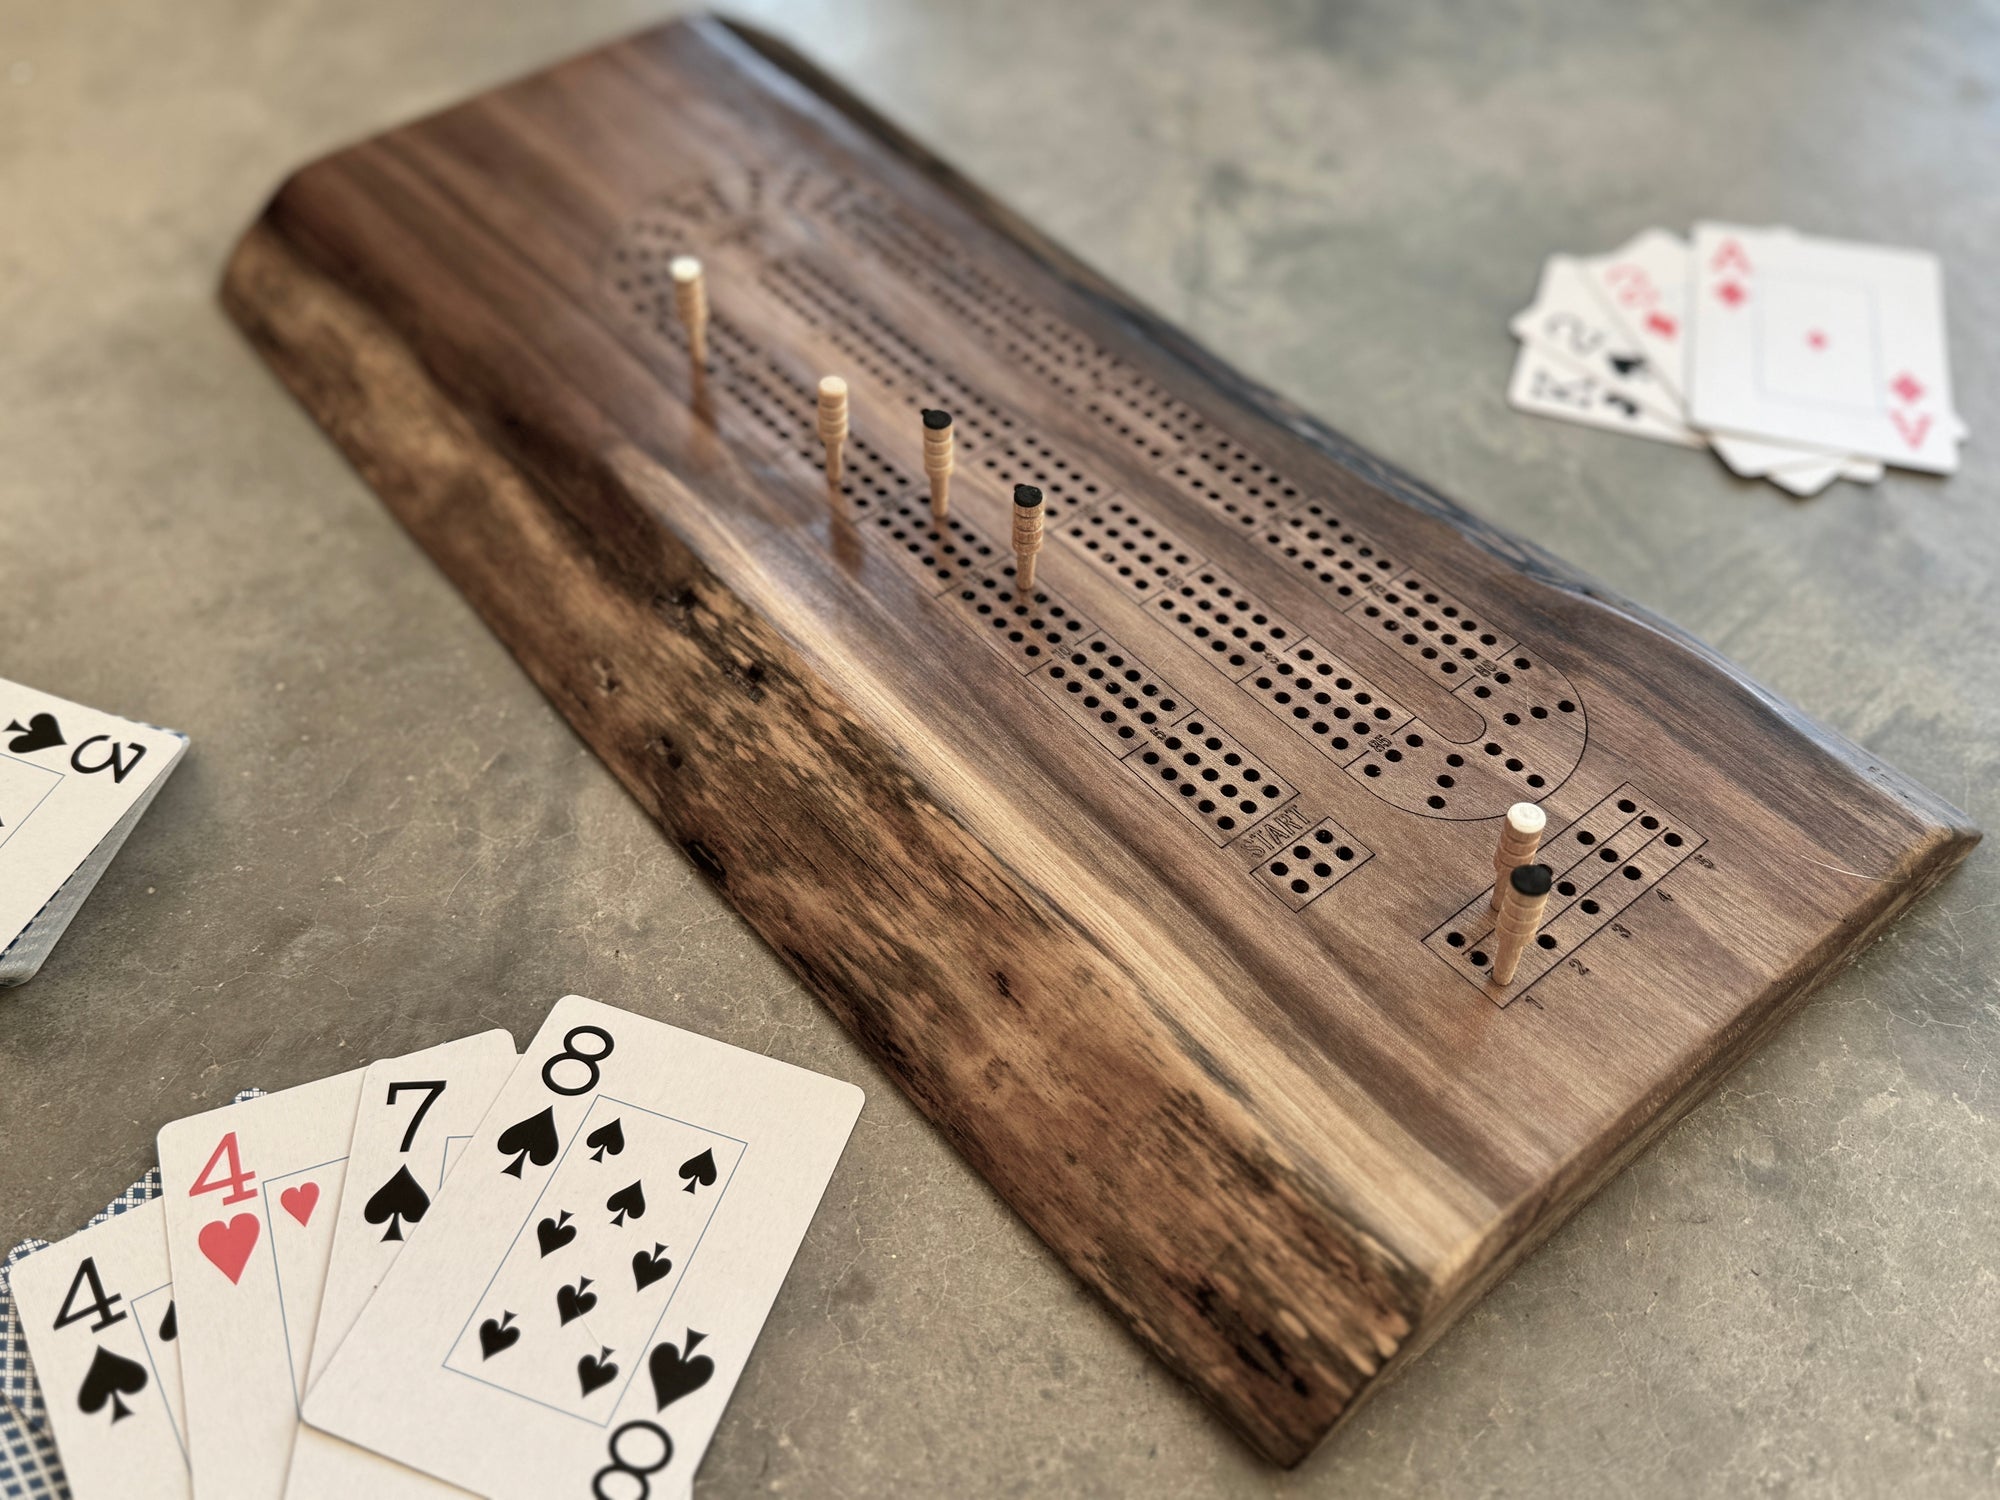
(1012, 484, 1046, 595)
(1490, 801, 1546, 913)
(817, 376, 849, 493)
(1490, 862, 1553, 986)
(922, 408, 954, 524)
(669, 255, 708, 373)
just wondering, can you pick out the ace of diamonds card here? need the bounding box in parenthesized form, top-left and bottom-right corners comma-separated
(304, 996, 863, 1500)
(1687, 222, 1960, 472)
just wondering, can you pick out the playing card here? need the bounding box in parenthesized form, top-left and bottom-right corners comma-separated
(282, 1031, 516, 1500)
(1688, 223, 1960, 472)
(0, 678, 188, 986)
(10, 1202, 189, 1500)
(303, 997, 863, 1500)
(157, 1071, 363, 1499)
(1, 1095, 261, 1500)
(1507, 341, 1704, 447)
(1584, 227, 1699, 402)
(1510, 255, 1683, 421)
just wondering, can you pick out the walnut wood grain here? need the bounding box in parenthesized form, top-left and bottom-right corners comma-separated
(220, 14, 1978, 1466)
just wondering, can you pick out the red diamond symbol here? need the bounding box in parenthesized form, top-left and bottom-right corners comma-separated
(1806, 329, 1828, 351)
(1716, 281, 1747, 308)
(1891, 371, 1925, 404)
(1645, 310, 1678, 339)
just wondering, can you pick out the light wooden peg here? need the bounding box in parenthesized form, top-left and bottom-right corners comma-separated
(1490, 863, 1553, 986)
(669, 255, 707, 371)
(817, 375, 849, 491)
(1490, 801, 1546, 913)
(1012, 483, 1045, 595)
(922, 408, 954, 523)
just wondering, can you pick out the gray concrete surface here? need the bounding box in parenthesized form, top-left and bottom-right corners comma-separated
(2, 1, 1996, 1494)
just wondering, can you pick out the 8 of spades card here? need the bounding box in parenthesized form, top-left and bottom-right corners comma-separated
(0, 676, 187, 986)
(284, 1029, 517, 1500)
(157, 1069, 364, 1500)
(303, 996, 863, 1500)
(10, 1199, 190, 1500)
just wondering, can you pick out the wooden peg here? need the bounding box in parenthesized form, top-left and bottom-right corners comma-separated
(1490, 801, 1546, 913)
(817, 375, 849, 491)
(922, 408, 954, 524)
(669, 255, 707, 371)
(1012, 483, 1045, 595)
(1490, 863, 1553, 986)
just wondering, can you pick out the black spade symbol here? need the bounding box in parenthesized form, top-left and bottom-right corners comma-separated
(478, 1312, 519, 1359)
(648, 1330, 713, 1411)
(76, 1346, 149, 1423)
(495, 1106, 559, 1178)
(676, 1148, 717, 1194)
(157, 1302, 177, 1342)
(606, 1180, 647, 1227)
(577, 1347, 619, 1396)
(363, 1165, 431, 1242)
(536, 1211, 577, 1257)
(5, 713, 65, 755)
(585, 1118, 625, 1163)
(556, 1277, 597, 1325)
(632, 1243, 673, 1292)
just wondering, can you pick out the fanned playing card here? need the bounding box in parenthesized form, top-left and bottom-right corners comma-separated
(303, 997, 863, 1500)
(157, 1071, 364, 1499)
(284, 1030, 516, 1500)
(0, 678, 188, 987)
(0, 1092, 261, 1500)
(9, 1202, 188, 1500)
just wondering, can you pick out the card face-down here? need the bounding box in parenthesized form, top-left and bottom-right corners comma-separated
(0, 677, 187, 986)
(10, 1200, 190, 1500)
(157, 1069, 364, 1500)
(284, 1030, 517, 1500)
(304, 996, 864, 1500)
(1687, 222, 1959, 472)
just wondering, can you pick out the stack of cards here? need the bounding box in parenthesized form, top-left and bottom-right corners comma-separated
(3, 995, 863, 1499)
(1508, 224, 1964, 495)
(0, 678, 188, 986)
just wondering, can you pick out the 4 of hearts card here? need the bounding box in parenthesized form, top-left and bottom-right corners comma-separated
(157, 1069, 363, 1499)
(303, 996, 864, 1500)
(0, 677, 187, 986)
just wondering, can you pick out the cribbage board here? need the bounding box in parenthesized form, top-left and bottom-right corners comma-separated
(219, 16, 1978, 1467)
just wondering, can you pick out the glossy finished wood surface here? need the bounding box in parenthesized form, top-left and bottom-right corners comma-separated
(219, 15, 1978, 1466)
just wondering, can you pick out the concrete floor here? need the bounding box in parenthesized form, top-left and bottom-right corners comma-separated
(2, 1, 1996, 1495)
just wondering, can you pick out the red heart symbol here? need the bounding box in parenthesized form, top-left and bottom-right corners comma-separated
(280, 1183, 320, 1226)
(198, 1214, 261, 1284)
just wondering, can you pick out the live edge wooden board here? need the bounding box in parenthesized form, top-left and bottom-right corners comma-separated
(221, 15, 1978, 1467)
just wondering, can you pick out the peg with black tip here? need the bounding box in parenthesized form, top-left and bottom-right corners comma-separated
(1011, 483, 1045, 595)
(1490, 862, 1553, 986)
(922, 408, 954, 524)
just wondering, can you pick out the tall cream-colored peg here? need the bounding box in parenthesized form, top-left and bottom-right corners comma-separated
(1012, 484, 1046, 595)
(817, 376, 849, 491)
(1490, 863, 1553, 986)
(1490, 801, 1546, 913)
(669, 256, 708, 370)
(922, 408, 955, 524)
